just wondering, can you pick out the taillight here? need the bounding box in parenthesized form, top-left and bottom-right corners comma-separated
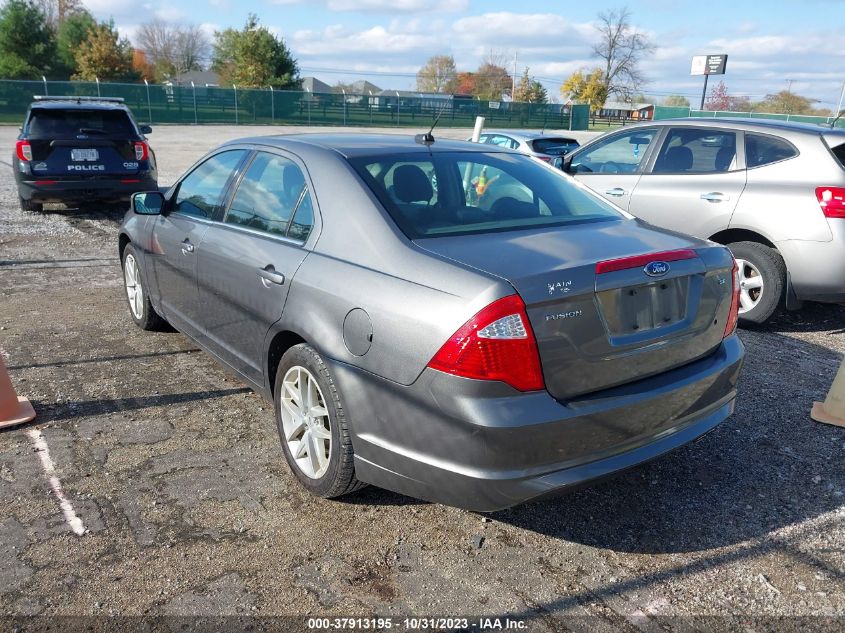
(596, 249, 697, 275)
(536, 155, 552, 163)
(427, 294, 545, 392)
(134, 141, 149, 161)
(724, 259, 740, 338)
(816, 187, 845, 218)
(16, 140, 32, 161)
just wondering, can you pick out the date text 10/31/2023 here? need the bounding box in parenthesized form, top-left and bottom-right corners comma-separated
(307, 617, 528, 630)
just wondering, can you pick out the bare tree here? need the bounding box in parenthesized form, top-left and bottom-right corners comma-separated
(592, 7, 654, 100)
(137, 19, 209, 80)
(174, 24, 210, 75)
(416, 55, 458, 93)
(33, 0, 83, 29)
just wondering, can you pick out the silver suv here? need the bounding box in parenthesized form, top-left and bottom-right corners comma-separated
(562, 119, 845, 323)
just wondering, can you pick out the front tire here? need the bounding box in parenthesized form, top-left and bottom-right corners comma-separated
(727, 241, 786, 325)
(122, 244, 166, 331)
(274, 343, 365, 498)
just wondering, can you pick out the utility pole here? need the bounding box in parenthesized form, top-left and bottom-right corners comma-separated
(836, 80, 845, 116)
(786, 79, 794, 93)
(512, 51, 517, 98)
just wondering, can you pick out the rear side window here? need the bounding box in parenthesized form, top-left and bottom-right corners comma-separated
(827, 140, 845, 170)
(652, 128, 738, 174)
(349, 151, 621, 239)
(174, 150, 246, 219)
(745, 133, 798, 168)
(224, 151, 314, 241)
(27, 109, 135, 138)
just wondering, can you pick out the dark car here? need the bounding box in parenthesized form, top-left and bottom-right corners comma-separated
(118, 133, 744, 511)
(13, 96, 157, 212)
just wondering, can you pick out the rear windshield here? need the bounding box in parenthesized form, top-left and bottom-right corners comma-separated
(26, 108, 135, 139)
(349, 151, 621, 239)
(531, 138, 579, 155)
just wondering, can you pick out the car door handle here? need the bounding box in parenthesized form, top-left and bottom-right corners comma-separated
(604, 188, 627, 197)
(700, 192, 730, 202)
(180, 239, 194, 255)
(257, 266, 285, 286)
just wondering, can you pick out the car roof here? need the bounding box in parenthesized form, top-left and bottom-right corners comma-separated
(480, 129, 578, 141)
(28, 98, 130, 111)
(639, 117, 839, 136)
(224, 133, 508, 158)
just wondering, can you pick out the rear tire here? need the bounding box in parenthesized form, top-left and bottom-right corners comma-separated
(122, 243, 167, 331)
(274, 343, 366, 499)
(19, 197, 42, 213)
(727, 241, 786, 325)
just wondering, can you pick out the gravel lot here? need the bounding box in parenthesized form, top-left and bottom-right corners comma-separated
(1, 124, 844, 631)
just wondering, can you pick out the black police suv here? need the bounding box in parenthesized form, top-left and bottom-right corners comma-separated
(13, 96, 158, 212)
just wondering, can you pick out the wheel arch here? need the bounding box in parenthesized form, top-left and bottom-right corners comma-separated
(118, 232, 131, 263)
(266, 330, 307, 398)
(708, 228, 776, 250)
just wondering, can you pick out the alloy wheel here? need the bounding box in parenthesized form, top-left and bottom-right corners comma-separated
(735, 257, 764, 314)
(279, 366, 332, 479)
(124, 253, 144, 320)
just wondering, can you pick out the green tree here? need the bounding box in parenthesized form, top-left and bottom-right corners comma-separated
(561, 68, 608, 113)
(416, 55, 458, 93)
(0, 0, 56, 79)
(513, 68, 547, 103)
(55, 9, 95, 77)
(663, 94, 690, 107)
(755, 90, 818, 115)
(212, 14, 299, 88)
(72, 21, 136, 81)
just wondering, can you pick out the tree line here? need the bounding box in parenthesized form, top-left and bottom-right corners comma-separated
(0, 1, 299, 88)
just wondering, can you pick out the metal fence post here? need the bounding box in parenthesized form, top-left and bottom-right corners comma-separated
(342, 89, 347, 126)
(233, 85, 238, 125)
(269, 86, 274, 123)
(144, 79, 152, 123)
(191, 81, 197, 124)
(96, 77, 100, 96)
(42, 76, 48, 96)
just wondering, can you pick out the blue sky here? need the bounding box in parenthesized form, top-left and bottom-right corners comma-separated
(83, 0, 845, 109)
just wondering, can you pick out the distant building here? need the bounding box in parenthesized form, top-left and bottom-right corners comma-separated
(599, 101, 654, 120)
(300, 76, 332, 94)
(169, 70, 220, 87)
(348, 80, 381, 94)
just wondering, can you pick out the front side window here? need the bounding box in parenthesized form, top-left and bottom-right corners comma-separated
(350, 151, 621, 239)
(652, 128, 738, 174)
(174, 150, 246, 219)
(570, 128, 656, 174)
(225, 152, 315, 241)
(745, 133, 798, 168)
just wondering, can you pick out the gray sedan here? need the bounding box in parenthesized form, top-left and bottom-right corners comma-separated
(119, 134, 744, 511)
(562, 118, 845, 323)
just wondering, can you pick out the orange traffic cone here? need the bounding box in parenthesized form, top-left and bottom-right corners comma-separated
(0, 355, 35, 429)
(811, 357, 845, 429)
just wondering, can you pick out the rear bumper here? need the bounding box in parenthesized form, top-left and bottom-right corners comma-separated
(777, 223, 845, 304)
(332, 335, 745, 511)
(18, 176, 157, 203)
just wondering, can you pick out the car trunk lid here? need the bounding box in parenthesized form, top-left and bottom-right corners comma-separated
(415, 219, 735, 400)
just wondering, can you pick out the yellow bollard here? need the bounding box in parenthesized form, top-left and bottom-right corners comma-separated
(811, 357, 845, 429)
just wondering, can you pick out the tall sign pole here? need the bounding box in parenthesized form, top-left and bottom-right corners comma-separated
(691, 54, 728, 111)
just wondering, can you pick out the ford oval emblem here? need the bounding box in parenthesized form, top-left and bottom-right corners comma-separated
(644, 261, 670, 277)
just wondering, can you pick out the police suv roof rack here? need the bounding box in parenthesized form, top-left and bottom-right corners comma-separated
(33, 95, 125, 103)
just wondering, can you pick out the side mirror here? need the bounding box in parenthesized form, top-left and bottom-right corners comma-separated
(139, 124, 153, 134)
(131, 191, 164, 215)
(562, 154, 575, 173)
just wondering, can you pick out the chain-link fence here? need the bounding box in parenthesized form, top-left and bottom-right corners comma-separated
(0, 79, 591, 130)
(654, 105, 845, 127)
